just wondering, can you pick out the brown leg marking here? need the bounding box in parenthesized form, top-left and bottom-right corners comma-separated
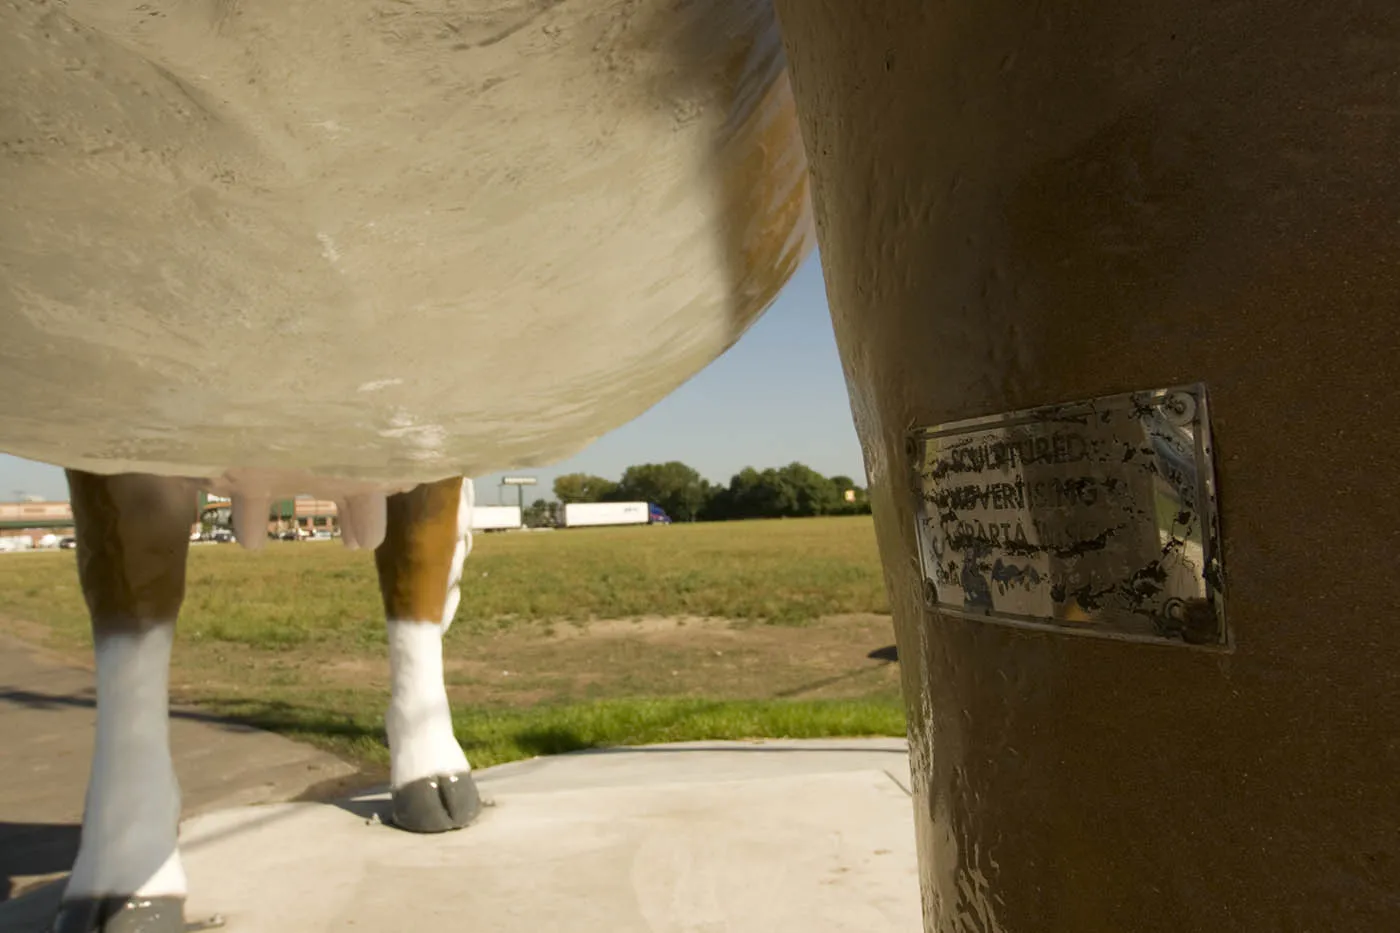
(374, 475, 464, 624)
(67, 470, 197, 635)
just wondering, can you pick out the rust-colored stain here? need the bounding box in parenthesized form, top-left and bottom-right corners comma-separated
(718, 69, 812, 325)
(713, 27, 812, 334)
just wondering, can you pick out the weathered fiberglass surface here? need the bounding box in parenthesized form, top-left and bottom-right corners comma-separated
(0, 0, 813, 494)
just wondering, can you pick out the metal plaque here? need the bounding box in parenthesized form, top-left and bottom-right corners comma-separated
(910, 384, 1226, 648)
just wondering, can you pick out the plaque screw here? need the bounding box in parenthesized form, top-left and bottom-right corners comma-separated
(1160, 392, 1196, 426)
(923, 579, 939, 608)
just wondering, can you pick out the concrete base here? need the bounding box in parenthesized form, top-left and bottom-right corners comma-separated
(0, 740, 918, 933)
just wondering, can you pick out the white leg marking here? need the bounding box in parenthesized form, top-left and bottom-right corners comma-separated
(66, 624, 186, 899)
(231, 493, 269, 551)
(386, 620, 470, 787)
(442, 479, 473, 631)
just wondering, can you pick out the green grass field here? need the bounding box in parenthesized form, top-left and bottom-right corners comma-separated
(0, 516, 904, 772)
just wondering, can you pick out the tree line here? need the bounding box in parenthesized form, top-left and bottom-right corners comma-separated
(524, 461, 872, 525)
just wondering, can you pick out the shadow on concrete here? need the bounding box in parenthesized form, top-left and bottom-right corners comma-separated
(0, 821, 78, 903)
(328, 794, 391, 822)
(292, 769, 388, 806)
(0, 878, 64, 933)
(0, 688, 261, 734)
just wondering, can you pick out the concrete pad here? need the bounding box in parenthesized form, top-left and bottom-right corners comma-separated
(0, 740, 920, 932)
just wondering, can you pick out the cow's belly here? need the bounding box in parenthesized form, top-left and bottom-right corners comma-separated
(0, 0, 812, 490)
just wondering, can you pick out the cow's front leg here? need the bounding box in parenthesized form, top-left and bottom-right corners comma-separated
(51, 471, 197, 933)
(374, 476, 481, 833)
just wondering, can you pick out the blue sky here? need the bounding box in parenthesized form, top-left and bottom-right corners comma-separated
(0, 253, 865, 504)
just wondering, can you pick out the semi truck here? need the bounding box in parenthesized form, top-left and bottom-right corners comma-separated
(560, 501, 672, 528)
(471, 505, 524, 531)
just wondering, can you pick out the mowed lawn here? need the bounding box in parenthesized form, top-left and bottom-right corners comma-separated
(0, 516, 903, 773)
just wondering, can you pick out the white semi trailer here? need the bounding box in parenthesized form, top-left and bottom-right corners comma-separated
(560, 501, 672, 528)
(471, 505, 523, 531)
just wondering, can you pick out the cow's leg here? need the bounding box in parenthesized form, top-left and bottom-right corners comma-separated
(51, 471, 196, 933)
(374, 475, 481, 832)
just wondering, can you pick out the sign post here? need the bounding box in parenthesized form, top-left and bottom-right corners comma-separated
(500, 476, 538, 514)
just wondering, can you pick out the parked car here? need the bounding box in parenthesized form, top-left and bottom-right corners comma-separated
(59, 536, 76, 549)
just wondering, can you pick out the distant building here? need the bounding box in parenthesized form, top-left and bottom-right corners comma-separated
(0, 494, 342, 544)
(0, 500, 74, 538)
(274, 497, 339, 536)
(198, 492, 340, 537)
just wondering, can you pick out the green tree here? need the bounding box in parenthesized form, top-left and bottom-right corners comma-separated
(704, 466, 790, 520)
(612, 461, 711, 522)
(703, 463, 854, 520)
(523, 497, 556, 527)
(828, 474, 871, 515)
(553, 473, 618, 504)
(776, 462, 843, 516)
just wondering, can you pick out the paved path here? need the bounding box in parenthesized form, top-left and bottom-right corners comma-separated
(0, 634, 356, 904)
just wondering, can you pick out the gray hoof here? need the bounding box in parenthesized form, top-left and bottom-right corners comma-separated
(390, 772, 482, 833)
(49, 896, 184, 933)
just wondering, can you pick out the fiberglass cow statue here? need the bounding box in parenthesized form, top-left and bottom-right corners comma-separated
(0, 1, 812, 929)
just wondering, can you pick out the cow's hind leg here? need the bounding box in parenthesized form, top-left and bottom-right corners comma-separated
(375, 476, 481, 833)
(51, 471, 196, 933)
